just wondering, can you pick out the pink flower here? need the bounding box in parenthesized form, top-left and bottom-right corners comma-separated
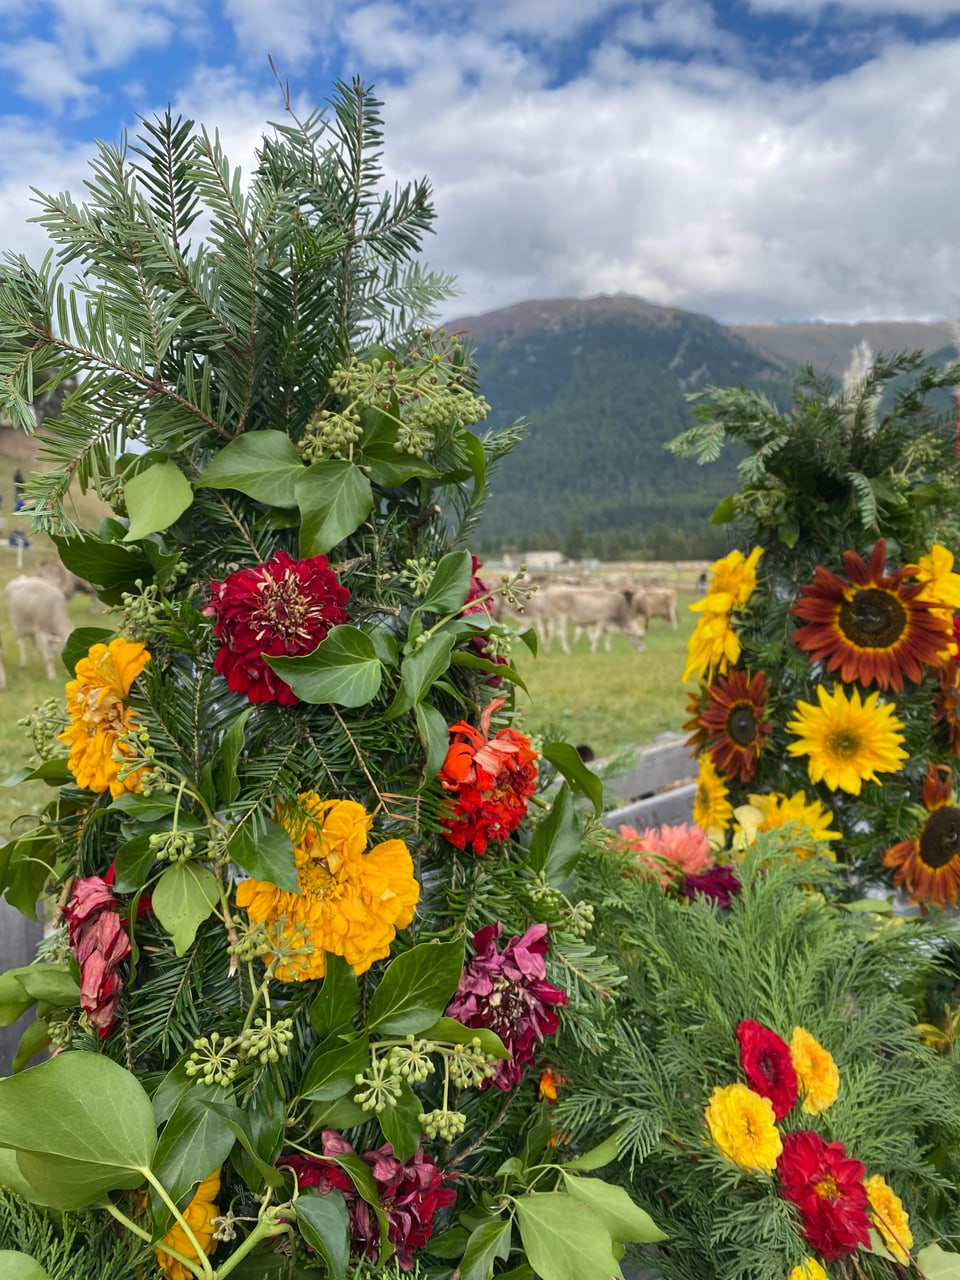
(618, 822, 714, 887)
(445, 922, 567, 1090)
(280, 1135, 456, 1271)
(63, 876, 131, 1038)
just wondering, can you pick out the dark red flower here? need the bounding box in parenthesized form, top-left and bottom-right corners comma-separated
(465, 556, 506, 686)
(63, 876, 131, 1038)
(680, 864, 741, 908)
(205, 550, 350, 705)
(280, 1134, 456, 1271)
(445, 921, 567, 1090)
(737, 1019, 798, 1119)
(438, 697, 538, 854)
(777, 1130, 871, 1261)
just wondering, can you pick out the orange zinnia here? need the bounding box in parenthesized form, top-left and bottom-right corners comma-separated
(883, 762, 960, 909)
(791, 538, 949, 693)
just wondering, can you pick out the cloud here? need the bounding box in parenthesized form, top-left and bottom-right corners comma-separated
(222, 0, 341, 68)
(747, 0, 960, 15)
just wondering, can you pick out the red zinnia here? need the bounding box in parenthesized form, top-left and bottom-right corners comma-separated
(438, 697, 538, 854)
(63, 876, 131, 1038)
(445, 921, 567, 1091)
(777, 1130, 871, 1261)
(280, 1133, 456, 1271)
(737, 1019, 798, 1119)
(205, 550, 350, 705)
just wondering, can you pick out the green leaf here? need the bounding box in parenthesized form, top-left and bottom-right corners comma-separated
(151, 1060, 233, 1126)
(322, 1152, 394, 1265)
(309, 954, 359, 1040)
(541, 743, 603, 816)
(420, 551, 472, 614)
(297, 461, 373, 555)
(111, 791, 178, 821)
(0, 965, 79, 1010)
(61, 626, 115, 676)
(514, 1193, 622, 1280)
(709, 495, 736, 525)
(295, 1188, 350, 1279)
(300, 1036, 370, 1103)
(778, 516, 800, 548)
(266, 626, 382, 708)
(197, 431, 304, 509)
(358, 407, 439, 487)
(916, 1245, 960, 1279)
(560, 1175, 666, 1243)
(228, 815, 299, 893)
(563, 1127, 624, 1172)
(386, 632, 456, 720)
(123, 461, 194, 541)
(421, 1017, 509, 1059)
(13, 1020, 50, 1073)
(367, 937, 466, 1034)
(0, 833, 56, 920)
(415, 702, 451, 778)
(216, 708, 253, 805)
(0, 1250, 53, 1279)
(459, 1218, 512, 1280)
(460, 428, 487, 499)
(112, 834, 158, 893)
(376, 1081, 423, 1163)
(366, 624, 399, 669)
(152, 862, 219, 956)
(52, 532, 176, 604)
(0, 1052, 156, 1209)
(149, 1095, 236, 1232)
(201, 1099, 286, 1192)
(2, 760, 72, 788)
(449, 651, 528, 692)
(527, 785, 581, 893)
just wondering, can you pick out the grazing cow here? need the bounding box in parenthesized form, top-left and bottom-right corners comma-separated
(541, 585, 646, 654)
(5, 576, 71, 679)
(633, 586, 678, 630)
(36, 558, 95, 600)
(498, 587, 562, 651)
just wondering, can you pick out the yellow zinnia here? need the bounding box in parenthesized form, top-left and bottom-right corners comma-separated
(60, 637, 151, 798)
(693, 754, 734, 838)
(155, 1168, 220, 1280)
(734, 790, 841, 860)
(788, 1260, 829, 1280)
(790, 1026, 839, 1115)
(236, 794, 419, 980)
(864, 1173, 913, 1265)
(785, 684, 907, 796)
(705, 1082, 782, 1173)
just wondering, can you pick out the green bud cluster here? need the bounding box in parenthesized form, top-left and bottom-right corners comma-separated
(387, 1037, 436, 1084)
(17, 697, 68, 763)
(448, 1039, 498, 1089)
(397, 557, 438, 599)
(148, 827, 198, 862)
(527, 875, 563, 910)
(113, 580, 163, 641)
(354, 1056, 404, 1113)
(239, 1016, 294, 1065)
(212, 1212, 238, 1243)
(186, 1032, 239, 1086)
(227, 919, 270, 963)
(47, 1014, 75, 1049)
(418, 1107, 467, 1142)
(566, 901, 596, 938)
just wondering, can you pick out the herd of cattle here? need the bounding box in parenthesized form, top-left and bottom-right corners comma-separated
(493, 575, 679, 653)
(0, 561, 92, 689)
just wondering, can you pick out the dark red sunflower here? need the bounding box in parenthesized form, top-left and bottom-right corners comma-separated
(737, 1019, 798, 1119)
(683, 687, 709, 756)
(777, 1130, 870, 1262)
(934, 658, 960, 758)
(206, 550, 350, 705)
(699, 670, 772, 782)
(790, 538, 949, 693)
(883, 761, 960, 909)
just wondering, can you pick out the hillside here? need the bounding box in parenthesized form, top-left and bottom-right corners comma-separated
(449, 296, 793, 559)
(731, 319, 956, 373)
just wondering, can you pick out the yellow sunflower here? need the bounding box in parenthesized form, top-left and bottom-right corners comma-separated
(684, 547, 764, 684)
(705, 1082, 782, 1173)
(916, 543, 960, 659)
(785, 684, 907, 796)
(734, 790, 841, 860)
(155, 1168, 220, 1280)
(790, 1026, 839, 1115)
(788, 1261, 829, 1280)
(864, 1174, 913, 1265)
(693, 754, 734, 837)
(696, 546, 765, 613)
(60, 637, 151, 798)
(236, 794, 419, 980)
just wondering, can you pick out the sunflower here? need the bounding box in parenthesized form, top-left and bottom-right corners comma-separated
(683, 547, 764, 684)
(883, 762, 960, 909)
(236, 794, 419, 979)
(699, 669, 771, 782)
(915, 542, 960, 617)
(693, 754, 733, 836)
(683, 686, 709, 755)
(785, 684, 907, 796)
(934, 658, 960, 757)
(734, 790, 842, 858)
(790, 538, 949, 693)
(864, 1174, 913, 1266)
(705, 1082, 782, 1174)
(60, 637, 151, 798)
(697, 546, 765, 612)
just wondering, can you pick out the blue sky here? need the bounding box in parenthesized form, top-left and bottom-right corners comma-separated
(1, 0, 960, 324)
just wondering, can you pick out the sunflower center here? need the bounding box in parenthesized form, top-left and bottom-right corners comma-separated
(919, 806, 960, 869)
(726, 703, 758, 747)
(826, 729, 862, 759)
(814, 1175, 839, 1201)
(838, 587, 907, 649)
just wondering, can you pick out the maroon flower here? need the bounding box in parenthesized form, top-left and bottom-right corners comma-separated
(465, 555, 506, 686)
(778, 1130, 871, 1261)
(445, 922, 567, 1090)
(280, 1134, 456, 1271)
(205, 550, 350, 705)
(737, 1019, 798, 1119)
(63, 876, 131, 1038)
(680, 864, 741, 909)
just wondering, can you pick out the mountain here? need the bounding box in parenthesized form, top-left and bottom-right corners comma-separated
(731, 319, 956, 374)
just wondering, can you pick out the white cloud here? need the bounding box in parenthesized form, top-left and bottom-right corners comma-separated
(222, 0, 341, 68)
(748, 0, 960, 13)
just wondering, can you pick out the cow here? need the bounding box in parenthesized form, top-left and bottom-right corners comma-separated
(540, 585, 646, 654)
(5, 576, 71, 680)
(36, 558, 96, 600)
(633, 586, 678, 630)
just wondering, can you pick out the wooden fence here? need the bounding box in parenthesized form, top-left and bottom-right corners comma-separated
(600, 736, 696, 832)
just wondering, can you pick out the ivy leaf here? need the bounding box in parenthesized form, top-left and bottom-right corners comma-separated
(111, 834, 159, 893)
(61, 627, 115, 676)
(296, 461, 373, 555)
(541, 743, 603, 815)
(514, 1193, 622, 1280)
(420, 551, 472, 614)
(309, 954, 359, 1040)
(386, 632, 456, 720)
(197, 431, 304, 509)
(0, 1251, 53, 1279)
(414, 702, 450, 777)
(376, 1082, 423, 1163)
(123, 461, 194, 542)
(295, 1188, 350, 1280)
(266, 626, 382, 708)
(527, 784, 581, 893)
(710, 495, 736, 525)
(151, 863, 219, 956)
(216, 707, 252, 805)
(420, 1016, 509, 1059)
(560, 1175, 667, 1243)
(562, 1127, 625, 1172)
(916, 1245, 960, 1279)
(52, 532, 176, 604)
(367, 937, 466, 1034)
(300, 1035, 370, 1103)
(227, 815, 299, 893)
(149, 1095, 237, 1234)
(459, 1218, 512, 1280)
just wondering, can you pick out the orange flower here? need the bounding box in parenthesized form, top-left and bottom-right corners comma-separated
(864, 1174, 912, 1265)
(155, 1169, 220, 1280)
(60, 638, 150, 797)
(883, 762, 960, 910)
(790, 1027, 839, 1115)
